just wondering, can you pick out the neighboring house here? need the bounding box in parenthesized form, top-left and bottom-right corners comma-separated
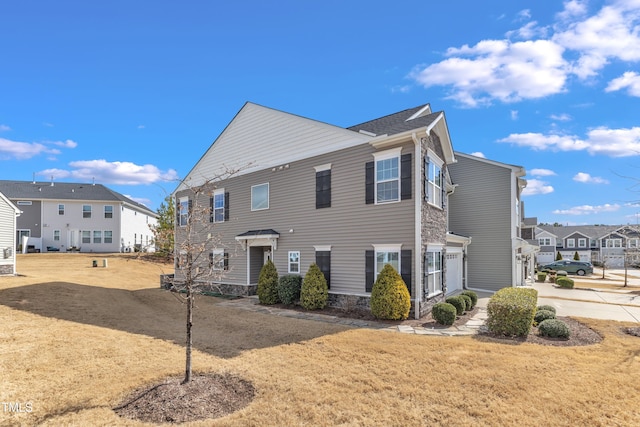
(448, 153, 537, 292)
(174, 102, 462, 318)
(0, 191, 20, 275)
(535, 224, 640, 268)
(0, 180, 158, 253)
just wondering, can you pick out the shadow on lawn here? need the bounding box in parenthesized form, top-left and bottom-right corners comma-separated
(0, 282, 352, 359)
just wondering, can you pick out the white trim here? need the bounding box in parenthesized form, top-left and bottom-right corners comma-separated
(372, 244, 402, 253)
(313, 245, 332, 252)
(288, 250, 300, 273)
(414, 138, 422, 319)
(313, 163, 332, 172)
(373, 147, 402, 205)
(251, 183, 269, 211)
(212, 188, 225, 223)
(372, 147, 402, 162)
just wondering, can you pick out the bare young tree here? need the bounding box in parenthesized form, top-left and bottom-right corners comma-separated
(172, 167, 243, 383)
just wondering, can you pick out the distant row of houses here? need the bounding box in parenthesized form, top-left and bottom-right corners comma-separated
(0, 180, 158, 275)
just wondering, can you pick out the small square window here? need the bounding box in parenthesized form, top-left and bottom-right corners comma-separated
(104, 205, 113, 219)
(251, 183, 269, 211)
(83, 205, 92, 218)
(58, 204, 65, 215)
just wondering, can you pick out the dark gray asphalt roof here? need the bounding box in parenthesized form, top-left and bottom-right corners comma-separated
(538, 224, 628, 239)
(0, 180, 156, 216)
(347, 104, 441, 136)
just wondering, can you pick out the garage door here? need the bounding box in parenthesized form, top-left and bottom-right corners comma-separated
(446, 252, 462, 294)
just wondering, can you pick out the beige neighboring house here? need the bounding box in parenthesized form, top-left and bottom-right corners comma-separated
(0, 191, 20, 275)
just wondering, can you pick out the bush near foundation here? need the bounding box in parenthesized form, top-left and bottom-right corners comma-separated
(257, 260, 279, 305)
(486, 287, 538, 337)
(538, 319, 571, 338)
(556, 277, 574, 289)
(445, 296, 466, 315)
(460, 290, 478, 308)
(370, 264, 411, 320)
(278, 274, 302, 305)
(459, 294, 473, 311)
(534, 309, 556, 326)
(300, 263, 328, 310)
(537, 305, 557, 315)
(432, 303, 457, 326)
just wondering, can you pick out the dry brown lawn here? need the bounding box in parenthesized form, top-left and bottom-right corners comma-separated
(2, 253, 640, 426)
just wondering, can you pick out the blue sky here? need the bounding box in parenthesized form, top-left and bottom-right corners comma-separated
(2, 0, 640, 225)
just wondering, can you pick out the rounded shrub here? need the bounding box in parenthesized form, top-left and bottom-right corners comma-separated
(534, 309, 556, 325)
(370, 264, 411, 320)
(431, 303, 457, 326)
(556, 277, 574, 289)
(277, 274, 302, 305)
(460, 290, 478, 308)
(445, 296, 466, 315)
(300, 263, 328, 310)
(557, 270, 568, 277)
(459, 294, 473, 311)
(537, 305, 557, 315)
(257, 260, 279, 305)
(538, 319, 571, 339)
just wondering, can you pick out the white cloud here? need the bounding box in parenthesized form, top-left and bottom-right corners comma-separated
(469, 151, 486, 158)
(499, 126, 640, 157)
(573, 172, 609, 184)
(39, 159, 179, 185)
(522, 178, 554, 196)
(510, 110, 518, 120)
(0, 125, 10, 132)
(391, 85, 411, 94)
(0, 138, 60, 160)
(553, 203, 620, 215)
(550, 113, 572, 121)
(137, 125, 145, 129)
(124, 194, 151, 207)
(606, 71, 640, 96)
(530, 168, 556, 176)
(51, 139, 78, 148)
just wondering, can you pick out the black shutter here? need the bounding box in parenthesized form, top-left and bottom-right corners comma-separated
(441, 253, 446, 292)
(441, 169, 446, 209)
(365, 162, 374, 204)
(316, 251, 331, 289)
(424, 157, 430, 201)
(365, 250, 374, 292)
(316, 170, 331, 209)
(187, 199, 192, 224)
(209, 196, 214, 223)
(401, 249, 412, 295)
(208, 252, 214, 268)
(176, 197, 180, 225)
(224, 192, 230, 221)
(224, 252, 229, 270)
(401, 153, 412, 200)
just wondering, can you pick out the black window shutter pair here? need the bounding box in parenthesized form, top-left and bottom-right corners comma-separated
(208, 192, 230, 222)
(365, 153, 412, 203)
(209, 251, 229, 270)
(315, 251, 331, 288)
(364, 250, 412, 295)
(316, 170, 331, 209)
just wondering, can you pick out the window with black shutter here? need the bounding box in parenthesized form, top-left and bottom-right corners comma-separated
(365, 250, 374, 292)
(400, 153, 412, 200)
(316, 170, 331, 209)
(365, 162, 374, 204)
(401, 249, 412, 295)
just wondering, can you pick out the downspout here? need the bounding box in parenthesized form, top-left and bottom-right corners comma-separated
(412, 132, 422, 319)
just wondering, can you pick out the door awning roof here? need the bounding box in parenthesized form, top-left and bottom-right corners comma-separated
(235, 229, 280, 240)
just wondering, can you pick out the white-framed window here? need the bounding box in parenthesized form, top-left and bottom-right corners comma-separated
(567, 238, 575, 248)
(606, 239, 622, 248)
(58, 204, 65, 215)
(104, 205, 113, 219)
(251, 183, 269, 211)
(578, 238, 586, 247)
(81, 230, 91, 244)
(179, 197, 189, 226)
(538, 238, 551, 246)
(53, 230, 60, 241)
(590, 239, 597, 247)
(82, 205, 92, 218)
(210, 249, 226, 270)
(425, 153, 443, 208)
(373, 244, 401, 278)
(628, 239, 639, 248)
(93, 230, 102, 244)
(425, 249, 442, 297)
(213, 189, 225, 222)
(104, 231, 113, 244)
(374, 148, 401, 204)
(288, 251, 300, 273)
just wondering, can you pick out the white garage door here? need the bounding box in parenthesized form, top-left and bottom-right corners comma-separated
(446, 252, 462, 294)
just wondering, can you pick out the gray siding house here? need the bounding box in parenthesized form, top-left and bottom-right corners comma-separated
(0, 191, 20, 275)
(0, 180, 158, 253)
(448, 153, 536, 292)
(174, 102, 461, 318)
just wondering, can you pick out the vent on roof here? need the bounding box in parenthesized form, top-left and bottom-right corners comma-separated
(359, 130, 377, 137)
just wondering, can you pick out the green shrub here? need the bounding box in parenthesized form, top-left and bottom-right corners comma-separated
(534, 309, 556, 325)
(300, 263, 328, 310)
(538, 319, 571, 338)
(486, 287, 538, 337)
(458, 294, 473, 311)
(556, 277, 574, 289)
(257, 260, 279, 305)
(537, 305, 557, 315)
(370, 264, 411, 320)
(557, 270, 568, 277)
(556, 251, 562, 261)
(432, 303, 457, 326)
(445, 296, 466, 315)
(277, 274, 302, 305)
(573, 251, 580, 261)
(460, 290, 478, 308)
(536, 272, 547, 282)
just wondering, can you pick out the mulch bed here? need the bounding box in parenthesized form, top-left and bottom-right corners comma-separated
(114, 373, 254, 424)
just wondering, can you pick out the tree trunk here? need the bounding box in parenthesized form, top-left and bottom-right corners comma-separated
(184, 284, 193, 384)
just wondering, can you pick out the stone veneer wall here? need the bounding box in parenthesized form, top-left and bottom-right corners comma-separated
(0, 264, 14, 275)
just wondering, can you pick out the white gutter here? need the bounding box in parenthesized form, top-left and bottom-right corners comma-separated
(412, 132, 422, 319)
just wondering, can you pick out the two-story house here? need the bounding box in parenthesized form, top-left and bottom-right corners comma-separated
(174, 102, 462, 318)
(0, 180, 158, 253)
(0, 191, 20, 275)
